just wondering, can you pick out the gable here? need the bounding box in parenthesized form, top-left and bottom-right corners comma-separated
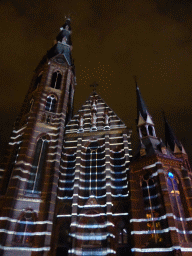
(65, 92, 126, 134)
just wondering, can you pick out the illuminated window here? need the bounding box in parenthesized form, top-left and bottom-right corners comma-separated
(51, 71, 62, 89)
(45, 95, 57, 112)
(112, 148, 126, 196)
(26, 136, 48, 193)
(167, 172, 189, 242)
(13, 210, 36, 245)
(141, 177, 163, 243)
(84, 142, 105, 197)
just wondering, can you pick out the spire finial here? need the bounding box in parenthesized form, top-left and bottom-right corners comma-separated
(90, 82, 98, 92)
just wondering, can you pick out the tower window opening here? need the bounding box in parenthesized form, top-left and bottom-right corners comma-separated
(51, 71, 62, 89)
(140, 126, 147, 137)
(13, 210, 36, 245)
(45, 95, 57, 112)
(148, 125, 153, 136)
(26, 136, 48, 193)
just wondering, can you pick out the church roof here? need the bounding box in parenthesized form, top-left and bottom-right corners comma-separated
(65, 91, 127, 135)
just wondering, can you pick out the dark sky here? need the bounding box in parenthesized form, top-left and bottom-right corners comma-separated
(0, 0, 192, 165)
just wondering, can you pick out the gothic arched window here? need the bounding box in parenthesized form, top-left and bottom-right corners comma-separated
(26, 136, 48, 193)
(148, 125, 153, 136)
(118, 228, 127, 244)
(167, 172, 189, 242)
(13, 210, 36, 245)
(84, 142, 105, 197)
(51, 71, 62, 89)
(140, 126, 147, 137)
(45, 95, 57, 112)
(141, 177, 163, 243)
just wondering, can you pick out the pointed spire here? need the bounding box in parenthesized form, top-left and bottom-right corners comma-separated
(163, 111, 182, 152)
(174, 142, 182, 153)
(136, 84, 150, 122)
(181, 145, 187, 154)
(136, 83, 154, 127)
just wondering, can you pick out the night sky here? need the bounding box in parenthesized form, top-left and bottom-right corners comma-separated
(0, 0, 192, 165)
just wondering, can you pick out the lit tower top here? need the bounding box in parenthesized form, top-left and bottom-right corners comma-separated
(47, 17, 73, 66)
(133, 84, 174, 159)
(136, 84, 156, 140)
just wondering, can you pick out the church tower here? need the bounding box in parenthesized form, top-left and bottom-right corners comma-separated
(0, 20, 133, 256)
(0, 18, 76, 255)
(129, 86, 192, 255)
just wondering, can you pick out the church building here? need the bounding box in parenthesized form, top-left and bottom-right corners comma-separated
(0, 18, 192, 256)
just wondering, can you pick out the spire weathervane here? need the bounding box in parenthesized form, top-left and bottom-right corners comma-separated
(90, 82, 98, 92)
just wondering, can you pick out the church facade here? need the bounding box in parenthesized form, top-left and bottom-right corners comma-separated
(0, 19, 192, 256)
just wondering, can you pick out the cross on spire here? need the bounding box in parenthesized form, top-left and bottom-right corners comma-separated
(90, 82, 98, 92)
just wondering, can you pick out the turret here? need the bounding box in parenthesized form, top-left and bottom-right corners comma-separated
(163, 112, 191, 171)
(136, 85, 156, 139)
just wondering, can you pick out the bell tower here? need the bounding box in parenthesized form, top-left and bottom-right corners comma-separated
(0, 18, 76, 255)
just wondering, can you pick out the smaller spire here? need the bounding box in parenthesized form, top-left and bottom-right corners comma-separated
(163, 111, 182, 152)
(136, 84, 154, 127)
(136, 85, 150, 121)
